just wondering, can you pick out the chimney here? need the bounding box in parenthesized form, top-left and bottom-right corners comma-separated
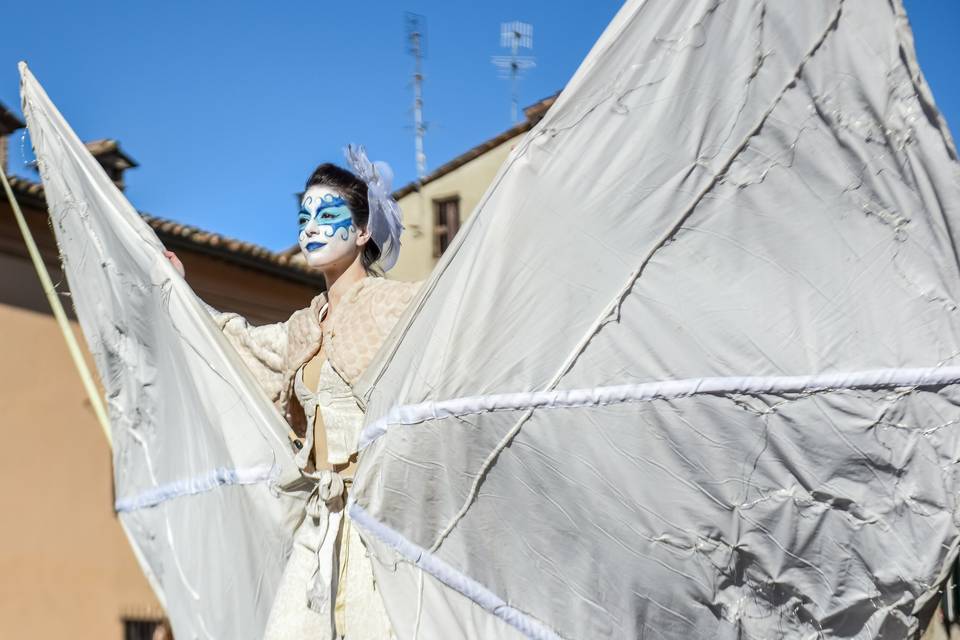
(0, 101, 26, 175)
(85, 139, 138, 191)
(522, 92, 559, 126)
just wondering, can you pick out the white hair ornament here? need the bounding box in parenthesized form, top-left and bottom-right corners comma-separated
(345, 145, 404, 272)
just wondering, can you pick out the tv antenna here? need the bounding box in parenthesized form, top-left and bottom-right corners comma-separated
(492, 21, 536, 122)
(406, 13, 427, 180)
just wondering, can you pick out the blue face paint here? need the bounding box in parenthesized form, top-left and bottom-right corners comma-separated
(299, 194, 355, 251)
(298, 208, 313, 234)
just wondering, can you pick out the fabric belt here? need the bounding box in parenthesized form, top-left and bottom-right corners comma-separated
(304, 469, 350, 615)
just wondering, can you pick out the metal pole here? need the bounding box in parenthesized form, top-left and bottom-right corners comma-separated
(511, 29, 520, 122)
(410, 24, 427, 180)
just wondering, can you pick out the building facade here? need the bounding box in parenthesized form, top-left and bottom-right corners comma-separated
(282, 95, 556, 283)
(0, 102, 325, 640)
(390, 95, 555, 282)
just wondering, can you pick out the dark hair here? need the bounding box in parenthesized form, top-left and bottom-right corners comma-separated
(302, 163, 382, 272)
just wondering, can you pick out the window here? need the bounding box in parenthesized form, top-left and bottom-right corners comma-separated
(123, 617, 168, 640)
(433, 196, 461, 258)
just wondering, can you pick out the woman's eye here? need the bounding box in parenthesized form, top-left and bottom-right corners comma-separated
(320, 213, 336, 220)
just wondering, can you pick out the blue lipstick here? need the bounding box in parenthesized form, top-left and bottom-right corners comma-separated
(305, 241, 326, 252)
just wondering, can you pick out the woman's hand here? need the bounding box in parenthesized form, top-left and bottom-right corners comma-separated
(163, 249, 186, 278)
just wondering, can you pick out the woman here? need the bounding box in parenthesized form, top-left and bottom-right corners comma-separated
(165, 146, 417, 639)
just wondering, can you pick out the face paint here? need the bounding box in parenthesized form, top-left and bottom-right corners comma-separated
(298, 185, 359, 269)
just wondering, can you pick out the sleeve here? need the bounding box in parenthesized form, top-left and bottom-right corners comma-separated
(204, 302, 290, 404)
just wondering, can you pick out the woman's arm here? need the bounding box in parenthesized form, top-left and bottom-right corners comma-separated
(208, 306, 289, 404)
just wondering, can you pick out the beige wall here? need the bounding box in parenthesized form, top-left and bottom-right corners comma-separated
(0, 197, 322, 639)
(0, 302, 160, 639)
(390, 135, 522, 282)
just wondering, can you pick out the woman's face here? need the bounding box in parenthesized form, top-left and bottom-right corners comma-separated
(298, 184, 360, 270)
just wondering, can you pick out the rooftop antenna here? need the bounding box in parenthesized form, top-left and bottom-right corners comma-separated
(492, 21, 536, 123)
(406, 13, 427, 180)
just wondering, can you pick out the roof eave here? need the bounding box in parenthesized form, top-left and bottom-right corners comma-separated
(390, 92, 559, 200)
(1, 175, 324, 287)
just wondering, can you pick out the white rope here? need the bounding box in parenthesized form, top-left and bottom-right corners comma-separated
(114, 464, 275, 512)
(347, 499, 564, 640)
(360, 365, 960, 451)
(352, 367, 960, 637)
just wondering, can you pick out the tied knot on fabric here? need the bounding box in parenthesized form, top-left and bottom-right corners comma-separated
(303, 469, 347, 619)
(305, 470, 346, 520)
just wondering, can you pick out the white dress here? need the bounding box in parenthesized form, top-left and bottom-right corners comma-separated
(209, 277, 420, 638)
(262, 348, 394, 639)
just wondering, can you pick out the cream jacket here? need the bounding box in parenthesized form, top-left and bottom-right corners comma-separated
(210, 276, 419, 442)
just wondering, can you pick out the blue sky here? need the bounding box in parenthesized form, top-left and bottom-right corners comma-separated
(1, 1, 957, 252)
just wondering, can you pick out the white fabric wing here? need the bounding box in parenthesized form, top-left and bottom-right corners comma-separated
(19, 63, 303, 640)
(351, 0, 960, 638)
